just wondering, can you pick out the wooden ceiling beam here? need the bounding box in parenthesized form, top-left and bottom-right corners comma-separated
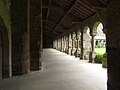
(86, 0, 106, 9)
(42, 6, 62, 10)
(97, 0, 106, 5)
(46, 0, 52, 18)
(42, 20, 55, 23)
(50, 0, 79, 33)
(77, 1, 94, 14)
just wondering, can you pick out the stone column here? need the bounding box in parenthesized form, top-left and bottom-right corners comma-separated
(57, 39, 59, 50)
(11, 0, 30, 75)
(69, 34, 71, 54)
(107, 1, 120, 89)
(89, 33, 97, 63)
(59, 38, 61, 51)
(102, 28, 107, 68)
(57, 39, 59, 51)
(65, 36, 68, 53)
(60, 38, 62, 51)
(29, 0, 43, 71)
(63, 36, 66, 52)
(71, 33, 74, 55)
(54, 40, 56, 49)
(30, 0, 43, 71)
(55, 40, 57, 49)
(67, 34, 70, 54)
(53, 41, 55, 49)
(0, 17, 12, 78)
(80, 31, 84, 59)
(74, 31, 81, 57)
(68, 34, 72, 54)
(59, 39, 61, 51)
(61, 37, 64, 52)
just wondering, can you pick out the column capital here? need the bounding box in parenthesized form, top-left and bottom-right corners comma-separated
(90, 32, 97, 37)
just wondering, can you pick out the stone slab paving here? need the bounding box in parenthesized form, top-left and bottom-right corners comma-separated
(0, 49, 107, 90)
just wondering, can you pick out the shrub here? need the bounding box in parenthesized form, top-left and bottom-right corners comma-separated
(95, 54, 103, 63)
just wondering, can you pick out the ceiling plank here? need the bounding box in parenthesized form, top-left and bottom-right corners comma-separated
(49, 0, 79, 33)
(87, 0, 106, 9)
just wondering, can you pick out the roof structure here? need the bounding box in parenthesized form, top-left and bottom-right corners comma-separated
(42, 0, 109, 40)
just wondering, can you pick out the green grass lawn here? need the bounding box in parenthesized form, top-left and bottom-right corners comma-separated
(94, 48, 106, 63)
(95, 48, 106, 55)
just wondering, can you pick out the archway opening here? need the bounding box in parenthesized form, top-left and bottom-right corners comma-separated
(0, 16, 9, 79)
(94, 22, 106, 63)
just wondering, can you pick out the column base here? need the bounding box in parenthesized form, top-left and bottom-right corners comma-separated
(67, 48, 71, 54)
(89, 51, 97, 63)
(102, 53, 107, 68)
(74, 49, 80, 57)
(83, 51, 91, 60)
(71, 48, 76, 55)
(65, 48, 68, 53)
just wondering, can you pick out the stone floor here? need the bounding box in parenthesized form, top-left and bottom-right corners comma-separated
(0, 49, 107, 90)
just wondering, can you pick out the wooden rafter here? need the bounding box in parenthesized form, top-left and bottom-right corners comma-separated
(87, 0, 106, 9)
(97, 0, 106, 5)
(49, 0, 78, 33)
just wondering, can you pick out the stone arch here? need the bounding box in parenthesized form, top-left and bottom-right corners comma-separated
(93, 21, 104, 33)
(93, 21, 106, 63)
(83, 26, 89, 33)
(0, 16, 9, 79)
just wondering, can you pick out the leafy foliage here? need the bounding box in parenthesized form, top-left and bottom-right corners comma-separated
(95, 48, 106, 63)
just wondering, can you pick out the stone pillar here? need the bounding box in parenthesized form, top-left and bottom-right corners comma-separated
(55, 40, 57, 49)
(65, 36, 68, 53)
(30, 0, 42, 71)
(53, 41, 55, 49)
(102, 28, 107, 68)
(74, 31, 81, 57)
(71, 33, 76, 55)
(30, 14, 43, 71)
(54, 40, 56, 49)
(59, 38, 61, 51)
(107, 1, 120, 89)
(61, 37, 64, 52)
(60, 38, 62, 51)
(11, 0, 30, 75)
(63, 36, 66, 52)
(80, 31, 84, 59)
(89, 33, 97, 63)
(57, 39, 59, 51)
(0, 17, 11, 78)
(68, 34, 72, 54)
(56, 39, 58, 50)
(71, 33, 74, 55)
(67, 34, 70, 54)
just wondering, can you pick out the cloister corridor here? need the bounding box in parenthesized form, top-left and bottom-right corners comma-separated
(0, 49, 107, 90)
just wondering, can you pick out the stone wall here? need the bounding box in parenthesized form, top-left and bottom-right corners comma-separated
(0, 0, 12, 78)
(107, 0, 120, 90)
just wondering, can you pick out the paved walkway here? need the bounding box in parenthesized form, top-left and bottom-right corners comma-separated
(0, 49, 107, 90)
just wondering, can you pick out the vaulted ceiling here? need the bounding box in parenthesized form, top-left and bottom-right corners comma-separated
(42, 0, 109, 40)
